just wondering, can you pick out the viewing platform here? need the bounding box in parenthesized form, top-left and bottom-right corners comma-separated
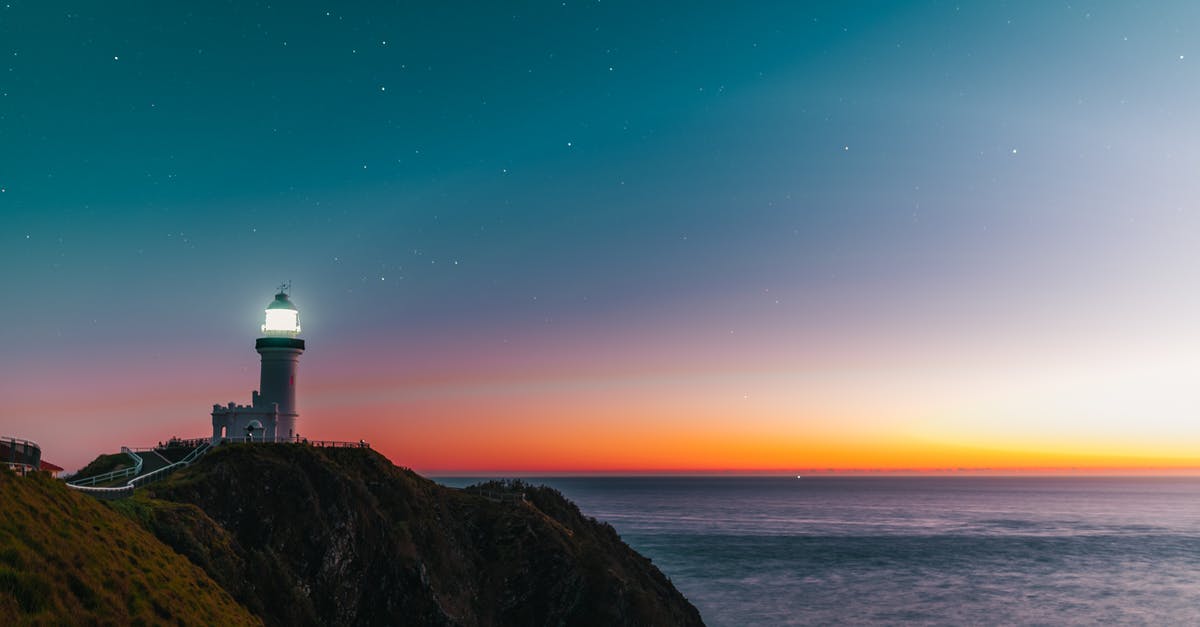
(1, 436, 41, 476)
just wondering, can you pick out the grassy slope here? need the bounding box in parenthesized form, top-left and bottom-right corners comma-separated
(71, 452, 132, 480)
(0, 468, 259, 626)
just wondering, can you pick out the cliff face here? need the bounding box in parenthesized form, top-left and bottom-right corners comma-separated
(0, 468, 258, 626)
(128, 444, 704, 626)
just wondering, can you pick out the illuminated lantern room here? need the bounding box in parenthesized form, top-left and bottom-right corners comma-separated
(262, 289, 301, 337)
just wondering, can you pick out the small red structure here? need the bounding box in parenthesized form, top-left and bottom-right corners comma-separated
(39, 460, 64, 478)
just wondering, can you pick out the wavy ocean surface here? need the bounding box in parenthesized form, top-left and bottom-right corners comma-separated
(436, 476, 1200, 625)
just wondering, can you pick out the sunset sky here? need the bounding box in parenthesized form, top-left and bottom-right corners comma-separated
(5, 2, 1200, 473)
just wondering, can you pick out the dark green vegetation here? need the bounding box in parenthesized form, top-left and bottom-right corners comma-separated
(0, 468, 258, 625)
(133, 444, 703, 625)
(46, 444, 703, 625)
(71, 452, 132, 479)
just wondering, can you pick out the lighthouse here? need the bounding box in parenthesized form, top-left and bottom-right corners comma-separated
(211, 286, 306, 444)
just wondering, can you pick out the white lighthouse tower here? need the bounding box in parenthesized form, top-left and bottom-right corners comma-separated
(211, 285, 306, 444)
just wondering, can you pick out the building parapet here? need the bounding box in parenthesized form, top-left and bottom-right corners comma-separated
(1, 436, 41, 476)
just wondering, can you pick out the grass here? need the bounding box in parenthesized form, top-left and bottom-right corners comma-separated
(70, 452, 132, 481)
(0, 467, 259, 625)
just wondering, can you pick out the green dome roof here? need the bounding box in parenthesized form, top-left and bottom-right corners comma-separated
(266, 292, 297, 310)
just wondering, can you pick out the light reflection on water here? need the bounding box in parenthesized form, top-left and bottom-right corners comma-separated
(437, 477, 1200, 625)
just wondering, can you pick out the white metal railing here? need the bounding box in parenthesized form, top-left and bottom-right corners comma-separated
(1, 435, 41, 475)
(67, 441, 211, 499)
(68, 483, 135, 499)
(67, 436, 370, 499)
(66, 448, 144, 487)
(129, 441, 211, 488)
(1, 436, 39, 449)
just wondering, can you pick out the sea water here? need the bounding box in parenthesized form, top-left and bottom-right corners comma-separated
(436, 476, 1200, 625)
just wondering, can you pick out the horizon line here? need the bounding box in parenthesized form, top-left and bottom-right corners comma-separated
(420, 466, 1200, 477)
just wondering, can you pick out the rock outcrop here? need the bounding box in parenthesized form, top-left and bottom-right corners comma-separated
(125, 443, 704, 626)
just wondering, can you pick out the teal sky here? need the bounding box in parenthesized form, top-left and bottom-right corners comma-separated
(5, 2, 1200, 472)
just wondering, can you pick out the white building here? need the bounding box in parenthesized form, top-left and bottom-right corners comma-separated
(211, 288, 306, 443)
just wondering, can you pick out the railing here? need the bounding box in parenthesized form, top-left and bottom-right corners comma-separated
(66, 435, 371, 500)
(464, 487, 528, 504)
(219, 436, 370, 448)
(159, 437, 209, 450)
(68, 483, 135, 500)
(129, 442, 211, 489)
(1, 436, 42, 475)
(180, 442, 210, 464)
(66, 448, 143, 487)
(67, 441, 210, 499)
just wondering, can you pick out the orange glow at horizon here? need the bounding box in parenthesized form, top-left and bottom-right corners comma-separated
(15, 308, 1200, 476)
(294, 358, 1200, 474)
(251, 305, 1200, 475)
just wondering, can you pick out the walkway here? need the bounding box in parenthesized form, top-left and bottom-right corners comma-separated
(67, 441, 211, 500)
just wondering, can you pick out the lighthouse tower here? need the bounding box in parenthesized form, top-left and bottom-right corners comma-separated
(257, 288, 305, 439)
(211, 286, 306, 444)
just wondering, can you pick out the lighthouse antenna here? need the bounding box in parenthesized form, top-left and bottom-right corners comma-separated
(277, 281, 291, 295)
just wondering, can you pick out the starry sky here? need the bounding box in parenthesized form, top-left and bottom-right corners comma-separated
(5, 1, 1200, 473)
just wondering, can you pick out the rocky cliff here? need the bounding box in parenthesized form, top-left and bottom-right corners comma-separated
(118, 443, 704, 626)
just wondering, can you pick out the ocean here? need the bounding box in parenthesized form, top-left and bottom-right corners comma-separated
(436, 476, 1200, 625)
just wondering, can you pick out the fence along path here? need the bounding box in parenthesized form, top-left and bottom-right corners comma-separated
(66, 441, 210, 500)
(65, 447, 144, 487)
(65, 438, 371, 499)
